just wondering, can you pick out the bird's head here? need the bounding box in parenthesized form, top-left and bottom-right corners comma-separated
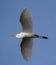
(10, 33, 24, 38)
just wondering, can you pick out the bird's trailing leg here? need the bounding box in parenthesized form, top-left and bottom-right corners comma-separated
(33, 34, 48, 39)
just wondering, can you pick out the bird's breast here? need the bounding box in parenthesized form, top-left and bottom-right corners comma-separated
(20, 32, 34, 38)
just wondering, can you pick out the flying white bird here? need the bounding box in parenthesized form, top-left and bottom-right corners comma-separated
(11, 8, 48, 61)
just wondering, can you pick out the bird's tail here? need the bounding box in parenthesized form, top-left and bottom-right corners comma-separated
(34, 34, 48, 39)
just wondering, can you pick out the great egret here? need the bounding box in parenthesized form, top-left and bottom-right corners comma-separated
(11, 8, 48, 61)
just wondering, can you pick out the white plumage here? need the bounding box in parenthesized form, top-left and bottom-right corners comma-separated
(11, 8, 48, 61)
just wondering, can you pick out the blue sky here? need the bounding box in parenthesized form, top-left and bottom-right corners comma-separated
(0, 0, 56, 65)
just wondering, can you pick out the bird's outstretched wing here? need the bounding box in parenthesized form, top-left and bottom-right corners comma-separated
(20, 37, 33, 61)
(20, 8, 33, 33)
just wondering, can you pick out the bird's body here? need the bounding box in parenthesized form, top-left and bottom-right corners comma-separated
(11, 8, 48, 61)
(15, 32, 34, 38)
